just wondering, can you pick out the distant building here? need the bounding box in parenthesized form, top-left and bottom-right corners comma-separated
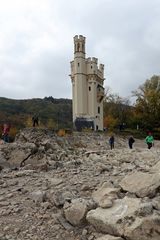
(70, 35, 105, 131)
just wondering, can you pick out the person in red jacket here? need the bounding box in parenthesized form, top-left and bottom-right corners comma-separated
(2, 123, 11, 143)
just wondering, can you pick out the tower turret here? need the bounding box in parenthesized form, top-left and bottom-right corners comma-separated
(74, 35, 85, 55)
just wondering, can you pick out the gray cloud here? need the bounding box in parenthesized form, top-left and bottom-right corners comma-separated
(0, 0, 160, 101)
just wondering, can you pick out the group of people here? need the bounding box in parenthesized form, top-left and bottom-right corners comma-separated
(109, 132, 154, 150)
(1, 115, 39, 143)
(109, 135, 135, 150)
(0, 117, 155, 148)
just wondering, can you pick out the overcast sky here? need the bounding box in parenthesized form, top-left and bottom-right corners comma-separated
(0, 0, 160, 101)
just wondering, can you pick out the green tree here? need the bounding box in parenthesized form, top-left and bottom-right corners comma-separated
(133, 75, 160, 129)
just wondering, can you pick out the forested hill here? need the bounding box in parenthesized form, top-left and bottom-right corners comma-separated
(0, 96, 72, 129)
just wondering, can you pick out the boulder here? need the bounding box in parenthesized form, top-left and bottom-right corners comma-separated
(64, 198, 94, 226)
(96, 235, 123, 240)
(8, 149, 29, 168)
(124, 214, 160, 240)
(87, 197, 159, 239)
(119, 172, 160, 197)
(87, 197, 141, 236)
(92, 183, 119, 207)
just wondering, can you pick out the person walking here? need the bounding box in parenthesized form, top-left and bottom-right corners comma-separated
(32, 114, 39, 127)
(128, 136, 135, 149)
(145, 132, 154, 149)
(109, 135, 114, 150)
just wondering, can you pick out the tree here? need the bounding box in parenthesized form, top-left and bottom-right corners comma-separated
(133, 75, 160, 129)
(103, 115, 118, 130)
(103, 87, 132, 129)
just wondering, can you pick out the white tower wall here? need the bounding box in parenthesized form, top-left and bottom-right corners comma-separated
(70, 35, 105, 131)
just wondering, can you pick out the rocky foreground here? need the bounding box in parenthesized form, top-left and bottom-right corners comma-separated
(0, 128, 160, 240)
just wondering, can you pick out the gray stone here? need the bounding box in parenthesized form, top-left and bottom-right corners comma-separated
(119, 172, 160, 197)
(152, 196, 160, 210)
(87, 197, 141, 236)
(31, 190, 46, 204)
(96, 235, 123, 240)
(52, 190, 74, 207)
(124, 214, 160, 240)
(64, 198, 88, 226)
(49, 177, 63, 186)
(92, 183, 119, 206)
(87, 196, 160, 239)
(99, 198, 113, 209)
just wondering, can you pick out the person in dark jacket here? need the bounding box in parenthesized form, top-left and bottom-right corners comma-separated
(109, 135, 114, 150)
(32, 114, 39, 127)
(128, 136, 135, 149)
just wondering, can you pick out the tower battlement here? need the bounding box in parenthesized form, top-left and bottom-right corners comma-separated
(86, 57, 98, 64)
(74, 35, 85, 42)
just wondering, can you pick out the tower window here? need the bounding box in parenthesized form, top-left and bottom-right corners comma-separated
(89, 86, 91, 91)
(77, 43, 80, 51)
(91, 65, 92, 69)
(78, 63, 80, 67)
(98, 107, 100, 114)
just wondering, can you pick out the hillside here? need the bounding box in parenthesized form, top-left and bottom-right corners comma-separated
(0, 97, 72, 129)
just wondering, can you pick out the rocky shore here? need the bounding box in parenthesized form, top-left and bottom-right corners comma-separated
(0, 128, 160, 240)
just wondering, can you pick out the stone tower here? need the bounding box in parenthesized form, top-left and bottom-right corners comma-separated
(70, 35, 105, 131)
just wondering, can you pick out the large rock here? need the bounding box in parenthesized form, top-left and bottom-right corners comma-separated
(87, 197, 141, 236)
(87, 197, 160, 239)
(64, 198, 96, 226)
(124, 214, 160, 240)
(119, 172, 160, 197)
(96, 235, 123, 240)
(3, 142, 36, 168)
(7, 149, 28, 167)
(92, 183, 119, 208)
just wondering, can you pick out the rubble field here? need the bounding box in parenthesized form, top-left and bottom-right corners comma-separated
(0, 128, 160, 240)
